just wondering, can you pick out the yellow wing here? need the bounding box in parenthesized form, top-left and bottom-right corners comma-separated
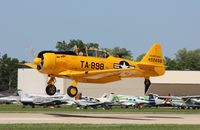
(23, 63, 37, 69)
(58, 68, 142, 79)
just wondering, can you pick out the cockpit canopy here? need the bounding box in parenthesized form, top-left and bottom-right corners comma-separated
(87, 49, 109, 58)
(78, 48, 109, 58)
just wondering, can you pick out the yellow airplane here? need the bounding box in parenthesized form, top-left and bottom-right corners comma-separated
(25, 43, 165, 97)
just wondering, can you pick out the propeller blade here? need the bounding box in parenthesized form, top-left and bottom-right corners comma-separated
(29, 47, 37, 58)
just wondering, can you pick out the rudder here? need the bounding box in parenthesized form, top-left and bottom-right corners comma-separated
(140, 43, 165, 76)
(140, 43, 164, 67)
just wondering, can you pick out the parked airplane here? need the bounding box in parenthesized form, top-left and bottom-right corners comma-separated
(0, 95, 19, 104)
(24, 43, 165, 97)
(171, 96, 200, 109)
(186, 97, 200, 109)
(74, 93, 114, 109)
(113, 93, 171, 109)
(170, 96, 187, 109)
(113, 95, 149, 109)
(18, 90, 72, 108)
(146, 93, 171, 107)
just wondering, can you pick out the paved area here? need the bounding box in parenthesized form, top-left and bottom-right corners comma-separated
(0, 113, 200, 124)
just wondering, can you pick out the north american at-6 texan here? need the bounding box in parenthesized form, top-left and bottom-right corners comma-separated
(24, 43, 165, 97)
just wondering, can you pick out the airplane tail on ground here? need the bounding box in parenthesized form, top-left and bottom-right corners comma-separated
(148, 93, 156, 105)
(107, 93, 114, 102)
(17, 90, 23, 98)
(17, 90, 29, 100)
(97, 93, 114, 103)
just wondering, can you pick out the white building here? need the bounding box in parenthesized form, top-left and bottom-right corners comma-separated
(150, 71, 200, 96)
(18, 69, 66, 95)
(18, 69, 200, 97)
(18, 68, 144, 97)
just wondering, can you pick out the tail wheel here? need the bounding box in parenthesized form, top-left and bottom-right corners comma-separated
(144, 79, 151, 94)
(67, 86, 78, 97)
(144, 79, 151, 86)
(46, 84, 56, 96)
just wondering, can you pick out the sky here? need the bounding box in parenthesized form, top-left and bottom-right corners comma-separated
(0, 0, 200, 61)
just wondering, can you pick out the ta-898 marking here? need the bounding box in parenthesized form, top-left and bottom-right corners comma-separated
(80, 61, 104, 70)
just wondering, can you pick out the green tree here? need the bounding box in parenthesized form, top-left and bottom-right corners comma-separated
(55, 39, 101, 53)
(86, 43, 99, 49)
(105, 47, 133, 60)
(55, 40, 68, 51)
(0, 54, 19, 91)
(175, 48, 200, 70)
(166, 48, 200, 70)
(56, 40, 133, 60)
(135, 53, 145, 62)
(163, 56, 178, 70)
(166, 58, 177, 70)
(56, 39, 87, 51)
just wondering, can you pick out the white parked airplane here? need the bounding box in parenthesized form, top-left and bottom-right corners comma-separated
(171, 95, 200, 109)
(113, 95, 149, 109)
(113, 93, 171, 109)
(0, 95, 19, 104)
(74, 93, 114, 109)
(18, 90, 73, 108)
(170, 96, 187, 109)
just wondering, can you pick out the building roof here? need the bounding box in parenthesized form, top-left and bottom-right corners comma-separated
(151, 71, 200, 84)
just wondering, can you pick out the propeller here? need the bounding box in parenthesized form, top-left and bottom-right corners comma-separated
(29, 47, 37, 58)
(28, 47, 50, 88)
(28, 47, 43, 70)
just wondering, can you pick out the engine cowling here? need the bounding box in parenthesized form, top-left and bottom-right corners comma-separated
(38, 53, 56, 74)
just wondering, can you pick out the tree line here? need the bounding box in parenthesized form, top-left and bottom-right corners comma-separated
(0, 39, 200, 91)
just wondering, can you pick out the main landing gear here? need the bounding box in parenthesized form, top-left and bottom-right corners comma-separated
(144, 78, 151, 94)
(46, 77, 57, 96)
(67, 80, 78, 97)
(45, 77, 78, 98)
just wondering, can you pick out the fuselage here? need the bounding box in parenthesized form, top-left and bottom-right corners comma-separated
(26, 43, 165, 97)
(39, 52, 136, 74)
(35, 51, 164, 81)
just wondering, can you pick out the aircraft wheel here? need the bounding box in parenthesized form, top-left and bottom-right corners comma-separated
(67, 86, 78, 97)
(138, 105, 143, 110)
(144, 79, 151, 87)
(46, 84, 57, 96)
(144, 79, 151, 94)
(31, 105, 35, 108)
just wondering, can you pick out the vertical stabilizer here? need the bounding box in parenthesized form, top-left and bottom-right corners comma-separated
(141, 43, 164, 67)
(140, 43, 165, 76)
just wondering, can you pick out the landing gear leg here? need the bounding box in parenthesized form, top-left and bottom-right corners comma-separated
(46, 77, 57, 96)
(144, 78, 151, 94)
(67, 80, 78, 97)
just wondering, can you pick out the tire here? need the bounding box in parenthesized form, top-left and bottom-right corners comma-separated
(144, 79, 151, 87)
(46, 84, 56, 96)
(67, 86, 78, 97)
(144, 79, 151, 94)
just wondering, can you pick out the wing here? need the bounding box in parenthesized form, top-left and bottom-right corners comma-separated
(74, 100, 103, 106)
(23, 63, 37, 69)
(58, 68, 142, 79)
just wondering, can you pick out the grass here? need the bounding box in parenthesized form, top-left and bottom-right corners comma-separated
(0, 104, 200, 114)
(0, 105, 200, 129)
(0, 124, 200, 130)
